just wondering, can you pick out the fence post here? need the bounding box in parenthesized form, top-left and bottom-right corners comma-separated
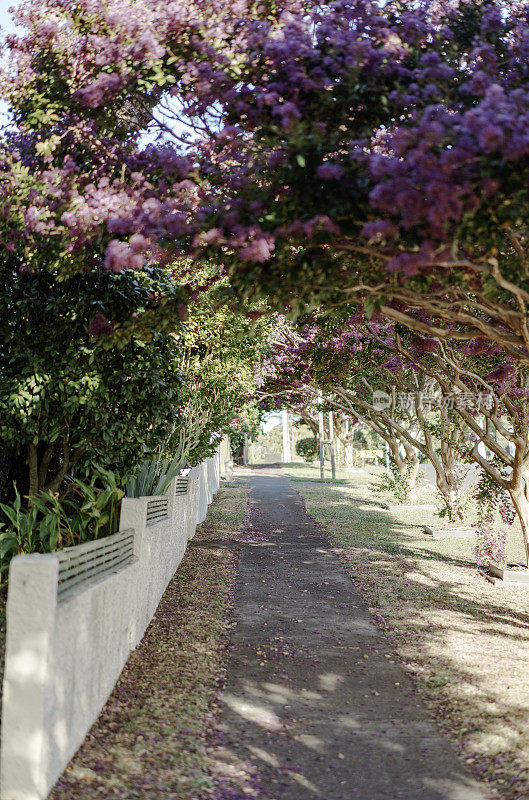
(213, 450, 220, 494)
(165, 477, 177, 520)
(206, 459, 213, 505)
(318, 400, 325, 480)
(328, 411, 336, 481)
(184, 468, 196, 539)
(119, 497, 148, 556)
(118, 498, 148, 648)
(220, 435, 234, 480)
(1, 554, 59, 800)
(196, 462, 208, 525)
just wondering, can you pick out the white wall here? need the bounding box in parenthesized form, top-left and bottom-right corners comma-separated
(219, 435, 233, 480)
(195, 461, 209, 526)
(0, 455, 220, 800)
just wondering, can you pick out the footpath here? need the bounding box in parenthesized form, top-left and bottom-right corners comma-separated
(210, 469, 489, 800)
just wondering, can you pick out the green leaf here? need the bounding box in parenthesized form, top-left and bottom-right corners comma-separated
(364, 297, 375, 320)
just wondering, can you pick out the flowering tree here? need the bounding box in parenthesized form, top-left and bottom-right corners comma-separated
(197, 1, 529, 361)
(258, 316, 472, 511)
(4, 0, 529, 370)
(328, 318, 529, 550)
(258, 306, 529, 546)
(382, 328, 529, 561)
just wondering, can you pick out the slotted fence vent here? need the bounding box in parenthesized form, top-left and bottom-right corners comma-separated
(174, 477, 189, 495)
(146, 497, 168, 524)
(57, 528, 135, 602)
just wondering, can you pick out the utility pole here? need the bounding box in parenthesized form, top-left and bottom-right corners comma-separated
(243, 433, 249, 465)
(328, 411, 336, 481)
(318, 394, 325, 480)
(282, 409, 291, 463)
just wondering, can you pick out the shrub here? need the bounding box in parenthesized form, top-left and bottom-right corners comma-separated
(0, 467, 123, 579)
(0, 263, 185, 500)
(296, 437, 318, 463)
(371, 461, 421, 504)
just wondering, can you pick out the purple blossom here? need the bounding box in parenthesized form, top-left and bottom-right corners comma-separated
(239, 235, 275, 262)
(484, 363, 515, 383)
(272, 101, 301, 128)
(469, 70, 490, 95)
(464, 338, 496, 356)
(316, 163, 344, 180)
(481, 7, 504, 35)
(303, 215, 340, 238)
(104, 239, 145, 272)
(76, 73, 124, 108)
(478, 125, 504, 153)
(362, 220, 398, 241)
(473, 523, 506, 569)
(380, 356, 403, 373)
(88, 312, 114, 337)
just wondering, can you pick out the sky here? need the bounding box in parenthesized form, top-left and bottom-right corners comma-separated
(0, 0, 16, 35)
(0, 0, 18, 126)
(262, 413, 282, 433)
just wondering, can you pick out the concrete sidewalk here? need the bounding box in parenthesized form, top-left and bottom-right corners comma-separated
(210, 470, 489, 800)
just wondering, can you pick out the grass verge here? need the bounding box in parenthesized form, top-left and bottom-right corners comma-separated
(50, 480, 249, 800)
(291, 473, 529, 800)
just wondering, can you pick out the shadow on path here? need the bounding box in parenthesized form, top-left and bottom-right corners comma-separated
(209, 471, 490, 800)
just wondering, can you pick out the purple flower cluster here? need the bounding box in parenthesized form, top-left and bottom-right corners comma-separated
(473, 523, 507, 569)
(88, 311, 114, 337)
(368, 77, 529, 256)
(484, 363, 516, 384)
(4, 0, 529, 376)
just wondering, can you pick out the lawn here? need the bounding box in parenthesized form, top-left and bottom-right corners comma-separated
(287, 464, 529, 799)
(49, 480, 249, 800)
(279, 461, 364, 483)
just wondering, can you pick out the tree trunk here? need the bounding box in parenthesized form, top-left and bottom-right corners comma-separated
(433, 451, 464, 523)
(299, 412, 320, 452)
(510, 477, 529, 567)
(344, 440, 355, 468)
(407, 458, 419, 504)
(436, 479, 461, 523)
(28, 444, 39, 501)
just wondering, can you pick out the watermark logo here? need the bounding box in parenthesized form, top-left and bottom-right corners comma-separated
(371, 390, 494, 413)
(372, 390, 392, 410)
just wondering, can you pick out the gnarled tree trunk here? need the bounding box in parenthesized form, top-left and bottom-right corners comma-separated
(510, 476, 529, 567)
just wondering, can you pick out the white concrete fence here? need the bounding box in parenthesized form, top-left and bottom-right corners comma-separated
(0, 451, 224, 800)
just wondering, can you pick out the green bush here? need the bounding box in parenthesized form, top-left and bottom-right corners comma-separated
(296, 437, 318, 463)
(0, 467, 123, 579)
(0, 263, 185, 500)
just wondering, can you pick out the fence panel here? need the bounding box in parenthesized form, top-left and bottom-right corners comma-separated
(57, 529, 135, 602)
